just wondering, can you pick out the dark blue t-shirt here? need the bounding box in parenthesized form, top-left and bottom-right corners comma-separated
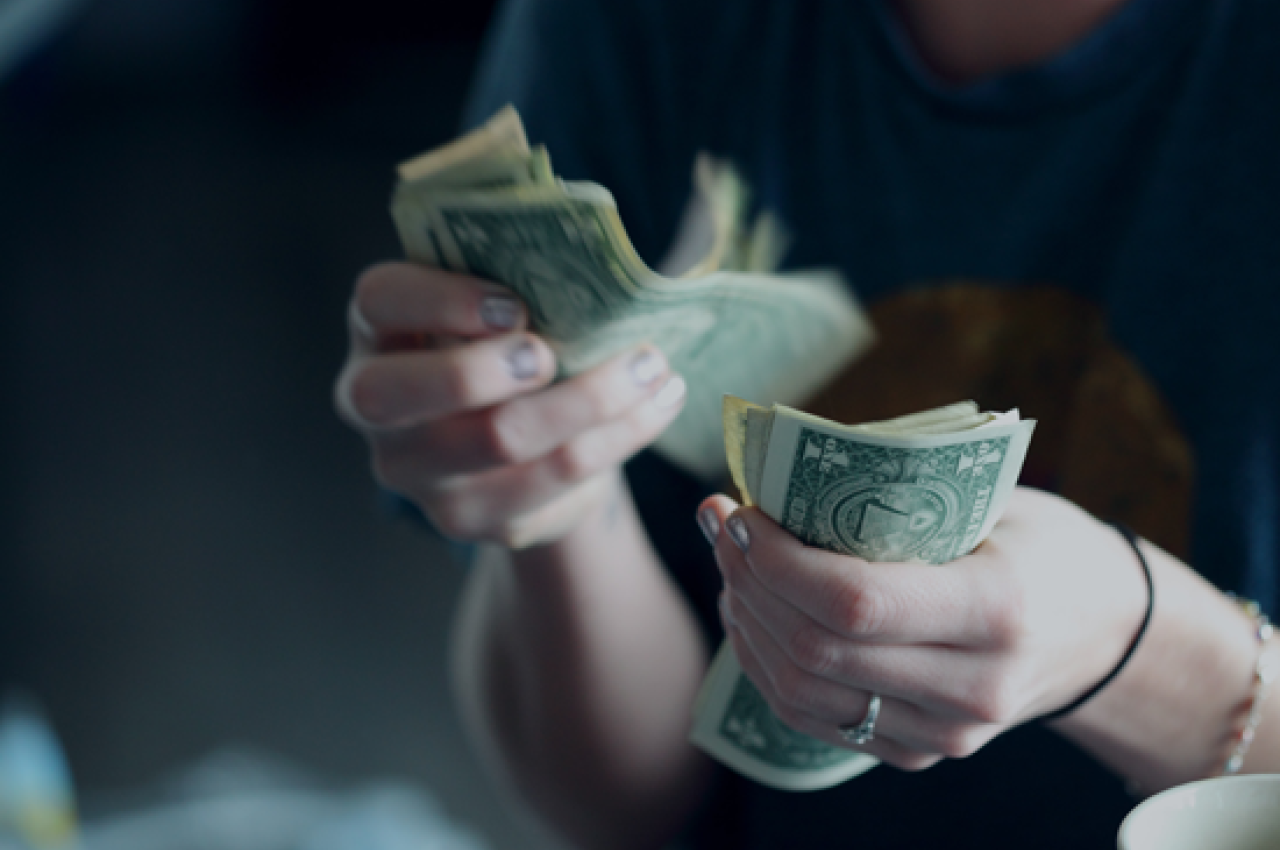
(464, 1, 1280, 846)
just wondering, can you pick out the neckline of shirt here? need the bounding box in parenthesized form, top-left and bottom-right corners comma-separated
(864, 0, 1208, 118)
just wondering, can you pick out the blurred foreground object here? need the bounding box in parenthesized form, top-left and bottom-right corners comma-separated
(79, 750, 489, 850)
(0, 699, 488, 850)
(390, 106, 874, 480)
(0, 695, 77, 848)
(691, 399, 1034, 790)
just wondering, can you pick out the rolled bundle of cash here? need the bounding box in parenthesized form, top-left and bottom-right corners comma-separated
(389, 107, 874, 480)
(690, 397, 1036, 791)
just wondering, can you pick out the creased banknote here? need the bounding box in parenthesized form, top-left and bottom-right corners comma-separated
(389, 107, 874, 480)
(690, 397, 1035, 790)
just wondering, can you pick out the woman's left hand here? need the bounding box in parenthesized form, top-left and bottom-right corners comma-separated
(699, 486, 1149, 770)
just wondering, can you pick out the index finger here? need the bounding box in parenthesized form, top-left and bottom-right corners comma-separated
(352, 262, 527, 344)
(722, 507, 1013, 647)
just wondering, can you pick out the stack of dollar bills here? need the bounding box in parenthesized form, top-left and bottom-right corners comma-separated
(689, 397, 1036, 790)
(389, 107, 874, 480)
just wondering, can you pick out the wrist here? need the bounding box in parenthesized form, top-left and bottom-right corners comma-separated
(1041, 524, 1154, 723)
(1050, 541, 1262, 791)
(502, 469, 628, 555)
(509, 468, 631, 564)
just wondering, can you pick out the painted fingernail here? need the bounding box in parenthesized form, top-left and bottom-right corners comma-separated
(480, 294, 521, 330)
(697, 507, 721, 547)
(505, 340, 540, 381)
(629, 348, 663, 386)
(726, 515, 750, 552)
(653, 374, 686, 409)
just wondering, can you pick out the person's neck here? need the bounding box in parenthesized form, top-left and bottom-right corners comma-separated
(892, 0, 1134, 84)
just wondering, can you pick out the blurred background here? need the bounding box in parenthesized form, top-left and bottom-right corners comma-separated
(1, 0, 563, 846)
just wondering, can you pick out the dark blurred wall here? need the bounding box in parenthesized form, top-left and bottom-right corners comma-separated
(1, 2, 559, 848)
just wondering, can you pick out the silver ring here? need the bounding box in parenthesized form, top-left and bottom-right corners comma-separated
(838, 693, 881, 746)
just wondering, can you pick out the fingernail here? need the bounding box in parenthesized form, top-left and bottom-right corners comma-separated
(653, 374, 686, 409)
(726, 515, 750, 552)
(629, 348, 663, 386)
(505, 340, 540, 381)
(480, 294, 521, 330)
(697, 507, 720, 547)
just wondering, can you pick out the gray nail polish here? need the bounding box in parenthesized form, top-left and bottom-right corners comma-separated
(726, 515, 750, 552)
(630, 349, 663, 386)
(698, 507, 721, 547)
(480, 295, 521, 330)
(506, 340, 539, 381)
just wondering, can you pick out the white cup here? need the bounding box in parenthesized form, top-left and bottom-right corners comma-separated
(1118, 775, 1280, 850)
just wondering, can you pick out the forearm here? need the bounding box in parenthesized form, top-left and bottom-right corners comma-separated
(1052, 537, 1280, 792)
(451, 470, 712, 850)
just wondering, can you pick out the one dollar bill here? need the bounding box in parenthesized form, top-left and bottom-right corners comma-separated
(690, 397, 1036, 791)
(388, 107, 874, 481)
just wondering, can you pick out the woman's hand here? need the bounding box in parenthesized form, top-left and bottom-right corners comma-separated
(334, 262, 686, 549)
(700, 487, 1148, 770)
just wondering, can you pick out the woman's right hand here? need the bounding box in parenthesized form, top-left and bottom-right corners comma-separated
(333, 262, 687, 549)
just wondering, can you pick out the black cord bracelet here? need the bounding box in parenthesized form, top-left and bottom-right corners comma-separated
(1040, 523, 1155, 723)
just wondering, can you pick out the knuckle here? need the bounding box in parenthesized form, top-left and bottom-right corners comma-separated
(479, 407, 531, 466)
(423, 498, 478, 542)
(833, 580, 887, 637)
(959, 675, 1019, 726)
(551, 437, 603, 484)
(935, 726, 986, 760)
(786, 625, 839, 676)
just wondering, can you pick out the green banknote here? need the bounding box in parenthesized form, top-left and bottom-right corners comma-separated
(690, 398, 1035, 791)
(389, 108, 874, 481)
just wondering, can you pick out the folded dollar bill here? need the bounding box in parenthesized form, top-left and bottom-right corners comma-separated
(389, 107, 874, 480)
(690, 397, 1036, 790)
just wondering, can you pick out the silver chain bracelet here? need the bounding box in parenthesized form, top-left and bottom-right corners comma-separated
(1221, 595, 1278, 776)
